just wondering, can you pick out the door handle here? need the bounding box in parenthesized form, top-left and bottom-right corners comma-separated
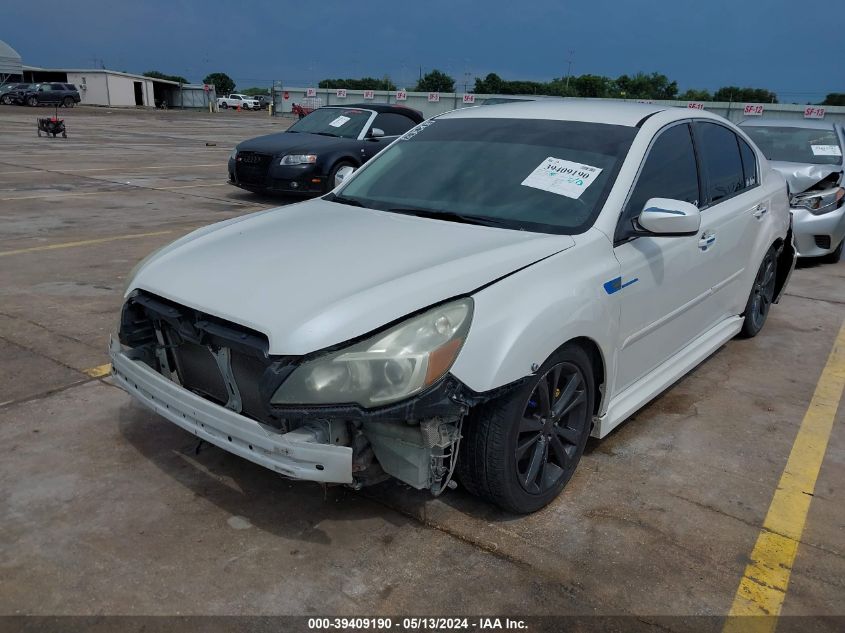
(699, 232, 717, 251)
(752, 204, 768, 219)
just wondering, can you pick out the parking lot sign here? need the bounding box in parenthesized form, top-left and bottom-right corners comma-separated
(687, 102, 704, 110)
(804, 106, 825, 119)
(395, 90, 407, 101)
(336, 89, 347, 98)
(462, 94, 476, 104)
(363, 90, 375, 100)
(306, 88, 317, 97)
(743, 104, 764, 116)
(428, 92, 440, 102)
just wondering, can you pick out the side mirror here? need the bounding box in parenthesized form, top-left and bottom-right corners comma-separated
(334, 165, 356, 188)
(637, 198, 701, 236)
(368, 127, 385, 139)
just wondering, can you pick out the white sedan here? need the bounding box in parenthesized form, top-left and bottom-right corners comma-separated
(111, 101, 794, 513)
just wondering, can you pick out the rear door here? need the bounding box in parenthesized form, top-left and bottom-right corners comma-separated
(359, 112, 418, 160)
(692, 121, 763, 321)
(612, 122, 712, 393)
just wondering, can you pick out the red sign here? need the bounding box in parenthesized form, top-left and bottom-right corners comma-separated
(283, 91, 289, 100)
(363, 90, 375, 100)
(804, 106, 825, 119)
(395, 90, 407, 101)
(428, 92, 440, 103)
(336, 89, 347, 98)
(743, 104, 764, 116)
(687, 102, 704, 110)
(462, 94, 476, 104)
(306, 87, 317, 97)
(203, 84, 210, 92)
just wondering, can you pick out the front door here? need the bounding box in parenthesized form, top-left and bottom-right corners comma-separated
(612, 122, 713, 394)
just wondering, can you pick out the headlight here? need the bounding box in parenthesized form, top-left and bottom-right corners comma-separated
(272, 298, 473, 408)
(280, 154, 318, 166)
(229, 148, 237, 161)
(791, 187, 844, 216)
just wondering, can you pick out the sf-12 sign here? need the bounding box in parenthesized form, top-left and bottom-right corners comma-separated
(395, 90, 407, 101)
(428, 92, 440, 102)
(687, 102, 704, 110)
(363, 90, 375, 100)
(306, 88, 317, 97)
(804, 106, 825, 119)
(462, 94, 476, 104)
(743, 104, 764, 116)
(336, 89, 347, 98)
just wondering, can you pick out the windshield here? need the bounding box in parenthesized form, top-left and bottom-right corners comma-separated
(334, 118, 637, 234)
(743, 126, 842, 166)
(288, 107, 372, 139)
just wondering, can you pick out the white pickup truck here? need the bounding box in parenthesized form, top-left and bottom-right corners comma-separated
(216, 94, 260, 110)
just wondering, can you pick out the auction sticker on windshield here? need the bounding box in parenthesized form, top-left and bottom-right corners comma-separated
(521, 157, 603, 199)
(811, 145, 842, 157)
(329, 115, 351, 128)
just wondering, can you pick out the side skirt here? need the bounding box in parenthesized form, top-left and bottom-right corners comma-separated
(592, 315, 743, 439)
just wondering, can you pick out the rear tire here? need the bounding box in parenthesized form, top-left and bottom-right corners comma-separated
(821, 239, 843, 264)
(63, 97, 74, 108)
(0, 95, 10, 105)
(220, 102, 228, 109)
(739, 246, 777, 338)
(27, 96, 37, 107)
(458, 344, 594, 514)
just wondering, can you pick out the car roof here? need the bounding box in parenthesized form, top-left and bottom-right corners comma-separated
(739, 117, 839, 131)
(331, 103, 425, 122)
(438, 99, 672, 127)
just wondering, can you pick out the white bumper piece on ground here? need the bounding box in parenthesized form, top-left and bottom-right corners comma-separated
(109, 335, 353, 483)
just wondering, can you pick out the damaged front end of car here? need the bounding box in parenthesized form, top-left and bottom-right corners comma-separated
(111, 290, 501, 494)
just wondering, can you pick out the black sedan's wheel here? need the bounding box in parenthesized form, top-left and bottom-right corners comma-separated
(63, 97, 75, 108)
(326, 160, 355, 193)
(0, 95, 11, 105)
(27, 96, 38, 107)
(740, 246, 777, 338)
(458, 344, 594, 514)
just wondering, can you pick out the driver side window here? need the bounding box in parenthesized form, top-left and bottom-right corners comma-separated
(615, 123, 701, 243)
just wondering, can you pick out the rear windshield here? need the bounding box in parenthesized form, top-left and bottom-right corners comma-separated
(334, 118, 637, 234)
(288, 107, 372, 139)
(743, 126, 842, 165)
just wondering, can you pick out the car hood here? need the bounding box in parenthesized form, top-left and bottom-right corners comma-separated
(236, 131, 352, 155)
(769, 160, 843, 194)
(129, 199, 574, 355)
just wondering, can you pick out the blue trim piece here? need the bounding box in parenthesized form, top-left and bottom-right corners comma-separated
(603, 276, 639, 295)
(643, 207, 686, 215)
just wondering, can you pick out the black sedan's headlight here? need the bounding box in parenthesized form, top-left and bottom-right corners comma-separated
(280, 154, 318, 166)
(271, 298, 473, 408)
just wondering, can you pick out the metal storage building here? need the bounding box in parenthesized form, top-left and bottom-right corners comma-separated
(0, 40, 23, 84)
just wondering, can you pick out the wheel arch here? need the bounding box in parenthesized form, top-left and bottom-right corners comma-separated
(566, 336, 607, 416)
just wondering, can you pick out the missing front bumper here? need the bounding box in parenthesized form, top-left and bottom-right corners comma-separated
(109, 335, 353, 484)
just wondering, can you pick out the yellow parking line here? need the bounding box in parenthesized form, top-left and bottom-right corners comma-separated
(723, 319, 845, 632)
(0, 230, 173, 257)
(84, 363, 112, 378)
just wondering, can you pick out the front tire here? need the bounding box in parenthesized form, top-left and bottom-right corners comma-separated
(63, 97, 75, 108)
(220, 102, 228, 109)
(0, 95, 10, 105)
(740, 246, 777, 338)
(458, 344, 594, 514)
(326, 160, 355, 193)
(27, 96, 38, 107)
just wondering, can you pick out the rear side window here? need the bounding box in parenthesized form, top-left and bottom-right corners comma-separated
(50, 83, 65, 90)
(64, 84, 77, 91)
(616, 123, 700, 241)
(372, 112, 417, 136)
(738, 138, 758, 189)
(695, 122, 745, 204)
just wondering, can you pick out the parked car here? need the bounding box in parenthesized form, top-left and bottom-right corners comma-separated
(253, 94, 272, 109)
(0, 83, 35, 105)
(112, 101, 794, 513)
(217, 93, 260, 110)
(740, 118, 844, 263)
(228, 104, 424, 196)
(21, 83, 81, 107)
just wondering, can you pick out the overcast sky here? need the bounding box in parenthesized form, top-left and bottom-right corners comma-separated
(2, 0, 839, 102)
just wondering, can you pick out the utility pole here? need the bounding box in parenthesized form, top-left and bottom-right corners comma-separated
(565, 50, 574, 88)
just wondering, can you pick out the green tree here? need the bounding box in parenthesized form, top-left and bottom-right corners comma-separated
(822, 93, 845, 106)
(612, 72, 678, 100)
(241, 86, 270, 96)
(318, 76, 396, 90)
(678, 88, 712, 101)
(569, 74, 612, 98)
(414, 69, 455, 93)
(203, 72, 235, 96)
(714, 86, 778, 103)
(144, 70, 188, 84)
(474, 73, 505, 94)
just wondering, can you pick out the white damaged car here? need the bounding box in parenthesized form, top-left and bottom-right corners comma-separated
(111, 101, 794, 513)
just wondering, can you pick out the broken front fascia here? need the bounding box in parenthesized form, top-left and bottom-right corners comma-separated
(115, 290, 518, 492)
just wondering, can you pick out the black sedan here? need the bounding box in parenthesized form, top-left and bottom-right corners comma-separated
(228, 104, 424, 196)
